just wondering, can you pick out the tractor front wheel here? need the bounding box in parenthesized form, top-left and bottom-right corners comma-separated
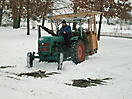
(71, 40, 85, 64)
(27, 52, 33, 68)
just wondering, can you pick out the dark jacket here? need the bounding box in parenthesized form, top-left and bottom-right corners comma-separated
(58, 25, 72, 38)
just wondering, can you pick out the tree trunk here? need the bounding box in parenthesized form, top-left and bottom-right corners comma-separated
(0, 8, 3, 26)
(98, 13, 103, 41)
(13, 17, 19, 28)
(18, 16, 21, 28)
(107, 16, 110, 25)
(97, 0, 103, 41)
(42, 17, 45, 27)
(13, 16, 21, 28)
(27, 14, 30, 35)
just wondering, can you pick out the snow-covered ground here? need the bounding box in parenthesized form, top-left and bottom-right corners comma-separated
(101, 23, 132, 38)
(0, 27, 132, 99)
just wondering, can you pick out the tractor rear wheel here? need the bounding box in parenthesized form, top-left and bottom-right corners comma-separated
(57, 53, 63, 70)
(27, 52, 33, 68)
(71, 40, 85, 64)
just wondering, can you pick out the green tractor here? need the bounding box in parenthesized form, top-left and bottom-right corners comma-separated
(27, 11, 101, 70)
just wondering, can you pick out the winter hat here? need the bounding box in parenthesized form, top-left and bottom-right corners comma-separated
(62, 20, 66, 24)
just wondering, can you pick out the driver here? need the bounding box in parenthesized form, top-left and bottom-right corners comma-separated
(58, 20, 72, 46)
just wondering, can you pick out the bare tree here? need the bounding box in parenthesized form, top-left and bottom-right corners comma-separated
(40, 0, 53, 27)
(23, 0, 54, 35)
(70, 0, 132, 40)
(115, 0, 132, 20)
(8, 0, 54, 35)
(9, 0, 23, 28)
(52, 0, 72, 15)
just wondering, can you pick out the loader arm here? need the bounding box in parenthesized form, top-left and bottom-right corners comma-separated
(41, 26, 57, 36)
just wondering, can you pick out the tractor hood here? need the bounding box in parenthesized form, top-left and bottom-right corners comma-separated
(38, 36, 64, 43)
(38, 36, 64, 57)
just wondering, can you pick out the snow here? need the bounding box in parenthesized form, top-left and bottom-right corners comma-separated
(100, 23, 132, 38)
(0, 27, 132, 99)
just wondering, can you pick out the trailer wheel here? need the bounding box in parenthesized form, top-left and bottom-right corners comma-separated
(71, 40, 85, 64)
(57, 53, 63, 70)
(27, 52, 33, 68)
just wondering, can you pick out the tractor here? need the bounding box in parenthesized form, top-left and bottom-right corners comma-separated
(27, 11, 102, 70)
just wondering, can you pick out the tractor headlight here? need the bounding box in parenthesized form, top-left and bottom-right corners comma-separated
(39, 37, 44, 41)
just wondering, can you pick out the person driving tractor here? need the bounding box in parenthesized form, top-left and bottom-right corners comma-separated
(58, 20, 72, 46)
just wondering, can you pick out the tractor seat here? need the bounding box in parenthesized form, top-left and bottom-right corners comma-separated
(72, 31, 80, 36)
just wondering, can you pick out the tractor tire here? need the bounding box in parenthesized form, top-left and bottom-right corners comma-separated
(71, 40, 85, 64)
(57, 53, 63, 70)
(27, 52, 33, 68)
